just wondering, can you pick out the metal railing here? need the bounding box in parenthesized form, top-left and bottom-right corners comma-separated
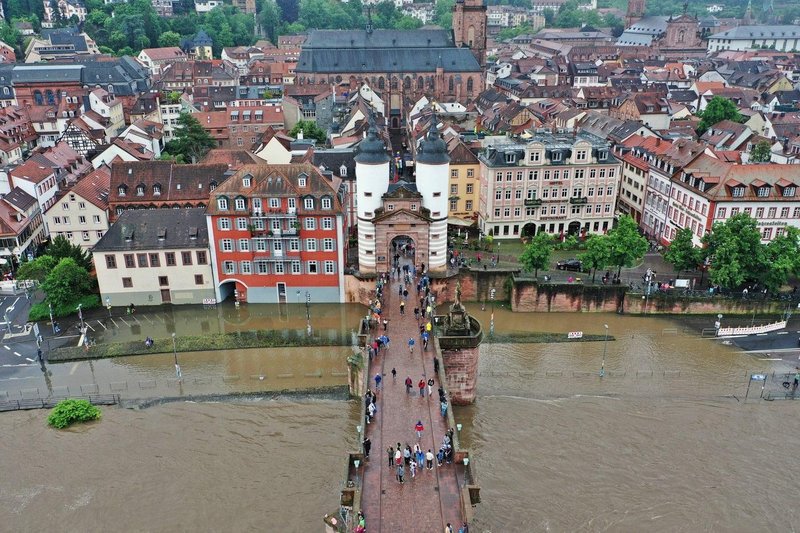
(0, 393, 120, 412)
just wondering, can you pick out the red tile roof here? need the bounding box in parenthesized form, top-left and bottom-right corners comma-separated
(68, 166, 111, 210)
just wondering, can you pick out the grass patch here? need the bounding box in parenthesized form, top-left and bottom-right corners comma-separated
(47, 398, 101, 429)
(29, 294, 100, 322)
(48, 328, 353, 362)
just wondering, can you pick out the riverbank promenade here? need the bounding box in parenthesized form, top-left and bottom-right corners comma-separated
(360, 267, 465, 531)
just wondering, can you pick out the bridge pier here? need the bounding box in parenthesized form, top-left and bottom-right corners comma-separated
(439, 345, 480, 406)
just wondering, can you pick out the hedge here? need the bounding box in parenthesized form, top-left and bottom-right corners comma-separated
(29, 294, 100, 322)
(48, 328, 353, 361)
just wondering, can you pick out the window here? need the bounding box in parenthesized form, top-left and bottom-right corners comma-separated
(235, 198, 247, 210)
(305, 238, 317, 251)
(505, 190, 512, 200)
(182, 251, 193, 265)
(243, 176, 251, 188)
(299, 176, 307, 187)
(197, 251, 207, 264)
(322, 197, 332, 210)
(768, 207, 777, 218)
(451, 184, 458, 195)
(762, 227, 772, 240)
(451, 169, 458, 178)
(322, 217, 333, 230)
(304, 198, 314, 210)
(137, 254, 148, 267)
(495, 190, 502, 201)
(291, 261, 301, 274)
(159, 276, 168, 286)
(269, 197, 280, 209)
(218, 218, 231, 230)
(78, 216, 86, 225)
(732, 187, 745, 198)
(221, 239, 234, 252)
(153, 184, 161, 196)
(118, 186, 127, 196)
(238, 239, 250, 252)
(307, 261, 318, 274)
(93, 215, 101, 224)
(324, 261, 335, 274)
(124, 254, 135, 268)
(195, 274, 205, 285)
(304, 218, 316, 230)
(237, 218, 248, 230)
(122, 277, 133, 288)
(78, 201, 86, 210)
(450, 199, 458, 211)
(290, 239, 300, 251)
(576, 149, 587, 161)
(218, 198, 229, 210)
(781, 207, 790, 218)
(223, 261, 235, 274)
(82, 231, 89, 241)
(252, 198, 262, 211)
(274, 262, 285, 274)
(149, 253, 160, 267)
(757, 186, 770, 198)
(136, 185, 145, 196)
(64, 216, 70, 224)
(105, 255, 117, 269)
(323, 238, 335, 251)
(53, 216, 61, 224)
(783, 186, 796, 197)
(717, 207, 727, 218)
(466, 184, 473, 194)
(551, 151, 562, 162)
(256, 261, 268, 274)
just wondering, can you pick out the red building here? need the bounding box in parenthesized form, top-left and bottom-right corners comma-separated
(206, 163, 345, 303)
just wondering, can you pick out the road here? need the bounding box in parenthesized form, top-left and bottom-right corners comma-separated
(727, 328, 800, 364)
(0, 294, 43, 367)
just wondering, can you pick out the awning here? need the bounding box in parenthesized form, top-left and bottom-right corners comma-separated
(447, 217, 474, 227)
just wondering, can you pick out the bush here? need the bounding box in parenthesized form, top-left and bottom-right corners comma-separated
(29, 294, 100, 322)
(47, 398, 102, 429)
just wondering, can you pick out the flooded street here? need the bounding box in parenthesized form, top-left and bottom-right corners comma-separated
(3, 304, 800, 531)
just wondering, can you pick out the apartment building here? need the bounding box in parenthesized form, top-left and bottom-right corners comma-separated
(44, 166, 110, 249)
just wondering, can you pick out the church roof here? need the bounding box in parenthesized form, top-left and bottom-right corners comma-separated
(297, 29, 480, 74)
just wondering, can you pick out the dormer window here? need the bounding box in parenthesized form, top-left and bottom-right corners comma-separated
(551, 151, 562, 162)
(243, 176, 251, 187)
(118, 185, 127, 196)
(235, 198, 247, 210)
(322, 197, 332, 210)
(210, 181, 217, 191)
(529, 151, 541, 163)
(505, 153, 516, 164)
(218, 197, 229, 210)
(598, 150, 607, 160)
(783, 186, 796, 197)
(732, 186, 745, 198)
(299, 176, 307, 187)
(304, 197, 314, 210)
(153, 184, 161, 195)
(340, 165, 347, 177)
(136, 184, 145, 196)
(757, 186, 770, 197)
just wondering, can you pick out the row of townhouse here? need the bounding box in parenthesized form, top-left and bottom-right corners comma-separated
(92, 163, 346, 306)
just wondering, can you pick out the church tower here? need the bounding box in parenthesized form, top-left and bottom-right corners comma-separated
(453, 0, 487, 67)
(625, 0, 645, 27)
(415, 120, 450, 272)
(354, 118, 391, 273)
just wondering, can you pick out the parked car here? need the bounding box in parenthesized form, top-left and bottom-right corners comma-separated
(556, 259, 584, 271)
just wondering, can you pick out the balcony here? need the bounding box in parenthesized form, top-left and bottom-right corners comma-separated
(569, 197, 588, 205)
(524, 198, 542, 207)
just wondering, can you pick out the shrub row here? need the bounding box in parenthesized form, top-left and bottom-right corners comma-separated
(29, 294, 100, 322)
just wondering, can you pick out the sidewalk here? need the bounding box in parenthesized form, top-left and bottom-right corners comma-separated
(360, 262, 463, 532)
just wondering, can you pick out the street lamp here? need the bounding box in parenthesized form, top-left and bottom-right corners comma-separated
(106, 296, 112, 318)
(715, 313, 723, 333)
(600, 324, 609, 378)
(172, 332, 182, 380)
(4, 305, 12, 334)
(489, 288, 496, 336)
(76, 303, 85, 336)
(305, 291, 311, 336)
(49, 302, 55, 334)
(353, 458, 361, 486)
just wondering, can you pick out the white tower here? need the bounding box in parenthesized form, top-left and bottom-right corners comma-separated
(415, 120, 450, 272)
(354, 118, 391, 272)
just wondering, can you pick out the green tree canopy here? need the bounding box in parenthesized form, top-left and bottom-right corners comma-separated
(165, 113, 216, 163)
(698, 96, 742, 135)
(158, 30, 182, 48)
(702, 213, 765, 289)
(41, 258, 92, 309)
(749, 140, 772, 163)
(46, 235, 92, 272)
(290, 120, 327, 144)
(16, 255, 58, 282)
(762, 226, 800, 292)
(578, 234, 610, 283)
(664, 227, 702, 276)
(520, 232, 554, 278)
(605, 215, 649, 276)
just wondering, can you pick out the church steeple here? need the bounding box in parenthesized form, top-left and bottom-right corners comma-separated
(743, 0, 754, 24)
(625, 0, 646, 27)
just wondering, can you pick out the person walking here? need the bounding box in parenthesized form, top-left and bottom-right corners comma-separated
(445, 523, 453, 533)
(415, 444, 424, 468)
(426, 449, 434, 470)
(459, 523, 469, 533)
(433, 356, 440, 374)
(409, 457, 417, 479)
(387, 446, 395, 468)
(391, 367, 397, 382)
(400, 301, 405, 315)
(396, 463, 405, 484)
(374, 373, 382, 390)
(405, 376, 413, 394)
(414, 307, 420, 321)
(440, 399, 448, 418)
(418, 379, 425, 397)
(363, 437, 371, 459)
(415, 420, 424, 439)
(422, 331, 429, 350)
(394, 447, 402, 467)
(408, 337, 415, 355)
(403, 445, 412, 465)
(427, 378, 434, 397)
(382, 318, 388, 331)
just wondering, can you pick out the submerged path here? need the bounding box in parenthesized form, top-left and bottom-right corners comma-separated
(360, 261, 464, 532)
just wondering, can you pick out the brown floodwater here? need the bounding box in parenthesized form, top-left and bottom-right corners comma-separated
(3, 307, 799, 531)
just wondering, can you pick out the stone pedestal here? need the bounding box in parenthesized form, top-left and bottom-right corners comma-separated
(442, 346, 479, 405)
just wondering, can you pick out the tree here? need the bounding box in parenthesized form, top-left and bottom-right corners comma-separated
(749, 140, 772, 163)
(289, 119, 327, 144)
(46, 235, 92, 272)
(578, 234, 610, 283)
(40, 258, 92, 309)
(762, 226, 800, 292)
(698, 96, 742, 135)
(167, 113, 216, 163)
(520, 232, 554, 278)
(16, 255, 58, 282)
(158, 30, 182, 48)
(664, 227, 702, 277)
(277, 0, 299, 22)
(259, 0, 282, 43)
(605, 215, 649, 276)
(702, 213, 765, 289)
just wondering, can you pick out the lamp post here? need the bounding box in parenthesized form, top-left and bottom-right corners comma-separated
(49, 302, 55, 334)
(715, 313, 723, 333)
(462, 456, 470, 488)
(489, 288, 496, 336)
(600, 324, 609, 378)
(172, 332, 182, 380)
(106, 296, 112, 318)
(305, 291, 311, 336)
(3, 305, 12, 334)
(353, 458, 361, 486)
(76, 303, 85, 336)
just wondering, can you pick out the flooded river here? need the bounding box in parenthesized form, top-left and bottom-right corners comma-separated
(3, 305, 800, 531)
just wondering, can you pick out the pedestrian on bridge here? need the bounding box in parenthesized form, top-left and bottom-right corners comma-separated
(391, 367, 397, 382)
(408, 337, 415, 354)
(405, 376, 413, 394)
(418, 379, 425, 397)
(426, 449, 434, 470)
(400, 301, 405, 315)
(396, 463, 405, 484)
(374, 373, 382, 390)
(363, 437, 371, 459)
(427, 378, 434, 397)
(415, 420, 424, 439)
